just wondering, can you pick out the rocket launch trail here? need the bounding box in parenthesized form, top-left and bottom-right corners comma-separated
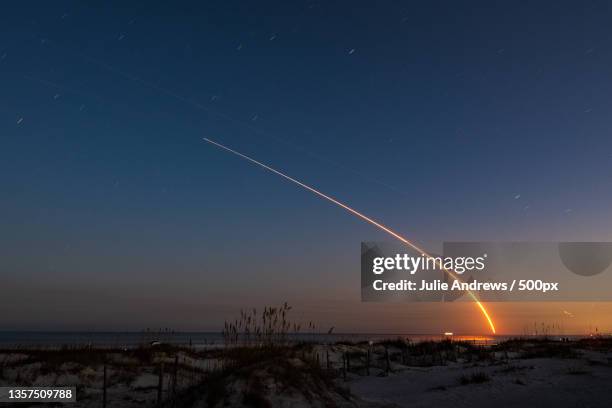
(203, 137, 496, 334)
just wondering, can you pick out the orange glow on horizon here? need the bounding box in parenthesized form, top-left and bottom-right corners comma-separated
(204, 137, 497, 334)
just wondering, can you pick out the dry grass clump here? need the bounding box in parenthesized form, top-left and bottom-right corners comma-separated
(163, 304, 352, 407)
(223, 302, 316, 347)
(172, 346, 349, 408)
(459, 371, 490, 385)
(519, 342, 580, 359)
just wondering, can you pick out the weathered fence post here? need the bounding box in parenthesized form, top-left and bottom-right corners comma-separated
(103, 363, 107, 408)
(172, 355, 178, 396)
(157, 362, 164, 405)
(342, 353, 347, 381)
(346, 352, 350, 372)
(326, 349, 330, 370)
(366, 348, 370, 376)
(385, 346, 390, 375)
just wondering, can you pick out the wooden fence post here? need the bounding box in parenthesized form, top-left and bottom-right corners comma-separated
(346, 352, 350, 372)
(385, 346, 390, 375)
(103, 363, 107, 408)
(172, 355, 178, 396)
(157, 362, 164, 405)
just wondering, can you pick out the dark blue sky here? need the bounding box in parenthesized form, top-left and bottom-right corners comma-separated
(1, 1, 612, 332)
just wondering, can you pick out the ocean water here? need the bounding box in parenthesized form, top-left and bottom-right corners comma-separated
(0, 331, 554, 349)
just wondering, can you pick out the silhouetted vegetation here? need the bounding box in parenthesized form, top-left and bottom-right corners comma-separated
(459, 371, 490, 385)
(222, 302, 315, 347)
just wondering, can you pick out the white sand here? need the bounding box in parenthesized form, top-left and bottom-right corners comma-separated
(349, 355, 612, 408)
(2, 342, 611, 407)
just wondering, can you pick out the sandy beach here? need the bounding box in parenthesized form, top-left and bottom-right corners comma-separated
(1, 337, 611, 407)
(350, 347, 612, 407)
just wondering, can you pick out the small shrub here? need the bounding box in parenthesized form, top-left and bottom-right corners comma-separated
(459, 371, 490, 385)
(567, 367, 589, 375)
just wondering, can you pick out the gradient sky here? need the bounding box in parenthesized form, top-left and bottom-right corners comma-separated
(2, 1, 612, 333)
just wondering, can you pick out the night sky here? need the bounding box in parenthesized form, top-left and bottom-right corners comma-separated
(2, 1, 612, 333)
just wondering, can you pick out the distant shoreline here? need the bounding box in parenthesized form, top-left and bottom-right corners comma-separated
(0, 331, 602, 349)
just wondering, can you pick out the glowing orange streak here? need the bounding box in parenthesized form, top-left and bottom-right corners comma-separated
(203, 137, 496, 334)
